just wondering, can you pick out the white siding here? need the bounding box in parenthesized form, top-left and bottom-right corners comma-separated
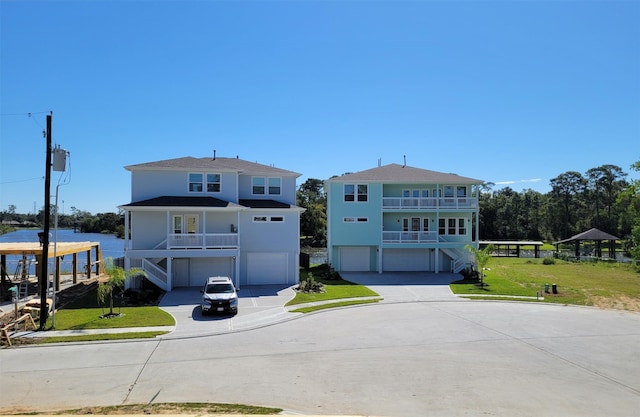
(247, 252, 288, 285)
(339, 247, 370, 271)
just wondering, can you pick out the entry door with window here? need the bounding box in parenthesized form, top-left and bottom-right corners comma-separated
(173, 214, 200, 247)
(403, 217, 421, 241)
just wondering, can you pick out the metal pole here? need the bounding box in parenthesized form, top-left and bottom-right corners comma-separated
(40, 113, 52, 329)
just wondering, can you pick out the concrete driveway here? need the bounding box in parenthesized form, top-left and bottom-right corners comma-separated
(158, 284, 298, 338)
(157, 272, 463, 338)
(341, 271, 463, 302)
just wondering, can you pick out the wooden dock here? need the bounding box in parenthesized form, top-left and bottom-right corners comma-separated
(0, 241, 105, 300)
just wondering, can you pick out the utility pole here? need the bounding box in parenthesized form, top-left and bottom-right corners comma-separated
(40, 113, 52, 329)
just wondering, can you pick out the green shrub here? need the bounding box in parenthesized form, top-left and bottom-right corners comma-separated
(296, 271, 325, 293)
(542, 257, 556, 265)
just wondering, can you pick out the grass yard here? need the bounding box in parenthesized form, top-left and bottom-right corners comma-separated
(451, 257, 640, 311)
(286, 266, 380, 307)
(44, 287, 175, 331)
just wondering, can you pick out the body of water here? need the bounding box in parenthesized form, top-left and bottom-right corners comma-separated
(0, 229, 124, 277)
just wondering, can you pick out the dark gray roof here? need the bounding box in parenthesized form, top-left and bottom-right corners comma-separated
(121, 196, 242, 209)
(239, 199, 292, 209)
(326, 163, 483, 184)
(125, 156, 301, 177)
(557, 228, 620, 243)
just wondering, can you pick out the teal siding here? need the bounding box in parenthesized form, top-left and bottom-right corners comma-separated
(328, 182, 382, 246)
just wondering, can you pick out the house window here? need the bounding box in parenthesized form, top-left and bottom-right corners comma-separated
(357, 184, 368, 202)
(343, 217, 367, 223)
(444, 186, 454, 198)
(458, 218, 467, 235)
(253, 177, 280, 195)
(448, 218, 456, 235)
(457, 186, 467, 197)
(253, 216, 268, 222)
(344, 184, 355, 202)
(438, 217, 466, 235)
(189, 173, 203, 192)
(344, 184, 368, 202)
(173, 216, 182, 234)
(252, 177, 266, 195)
(270, 216, 284, 222)
(423, 218, 430, 231)
(207, 173, 221, 192)
(268, 178, 281, 195)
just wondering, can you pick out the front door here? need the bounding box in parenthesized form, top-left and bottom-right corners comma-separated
(172, 258, 190, 287)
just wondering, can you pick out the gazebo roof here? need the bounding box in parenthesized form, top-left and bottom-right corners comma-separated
(556, 228, 620, 244)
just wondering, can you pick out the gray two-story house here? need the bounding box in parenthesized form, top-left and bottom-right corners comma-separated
(119, 155, 304, 291)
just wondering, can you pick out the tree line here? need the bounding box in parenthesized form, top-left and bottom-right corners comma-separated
(2, 161, 639, 261)
(0, 205, 125, 237)
(296, 162, 640, 260)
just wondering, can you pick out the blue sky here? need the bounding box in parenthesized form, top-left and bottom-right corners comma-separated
(1, 0, 638, 215)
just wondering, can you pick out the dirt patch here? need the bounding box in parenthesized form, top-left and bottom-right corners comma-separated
(589, 295, 640, 312)
(1, 402, 282, 415)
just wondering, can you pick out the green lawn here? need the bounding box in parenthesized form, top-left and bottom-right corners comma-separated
(44, 287, 175, 331)
(286, 266, 379, 306)
(450, 257, 640, 310)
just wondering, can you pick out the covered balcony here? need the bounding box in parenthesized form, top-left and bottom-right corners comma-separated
(382, 231, 438, 243)
(167, 233, 238, 249)
(382, 196, 478, 210)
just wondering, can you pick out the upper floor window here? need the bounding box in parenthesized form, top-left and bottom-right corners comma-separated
(457, 186, 467, 197)
(252, 177, 265, 194)
(268, 177, 281, 195)
(189, 173, 203, 192)
(344, 217, 368, 223)
(252, 177, 281, 195)
(190, 172, 221, 193)
(344, 183, 368, 202)
(444, 186, 454, 198)
(207, 173, 221, 192)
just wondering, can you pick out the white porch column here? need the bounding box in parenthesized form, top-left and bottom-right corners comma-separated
(435, 248, 440, 274)
(377, 247, 383, 273)
(166, 257, 172, 290)
(234, 251, 240, 290)
(124, 210, 130, 270)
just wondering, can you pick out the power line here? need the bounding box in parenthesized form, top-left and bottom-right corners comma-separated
(0, 111, 51, 116)
(0, 176, 44, 185)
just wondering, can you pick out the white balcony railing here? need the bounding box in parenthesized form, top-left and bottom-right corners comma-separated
(382, 231, 438, 243)
(382, 197, 477, 210)
(168, 233, 238, 249)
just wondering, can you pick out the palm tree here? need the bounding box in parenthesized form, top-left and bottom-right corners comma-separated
(464, 244, 494, 286)
(97, 257, 146, 318)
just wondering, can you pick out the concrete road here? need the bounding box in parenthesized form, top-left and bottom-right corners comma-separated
(1, 301, 639, 416)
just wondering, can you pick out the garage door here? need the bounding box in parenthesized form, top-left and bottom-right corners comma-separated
(383, 248, 429, 271)
(173, 258, 232, 288)
(340, 247, 370, 271)
(247, 252, 288, 285)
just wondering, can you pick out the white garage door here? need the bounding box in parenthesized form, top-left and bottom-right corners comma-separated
(340, 247, 370, 271)
(247, 252, 288, 285)
(383, 249, 429, 271)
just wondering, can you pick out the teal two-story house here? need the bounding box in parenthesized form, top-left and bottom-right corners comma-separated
(325, 163, 483, 274)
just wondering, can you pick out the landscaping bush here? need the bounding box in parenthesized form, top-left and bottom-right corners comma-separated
(542, 257, 556, 265)
(296, 271, 325, 293)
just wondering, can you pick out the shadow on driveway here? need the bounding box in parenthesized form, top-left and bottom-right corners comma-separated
(340, 272, 463, 302)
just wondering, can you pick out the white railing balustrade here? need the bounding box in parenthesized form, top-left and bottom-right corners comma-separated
(382, 231, 438, 243)
(143, 259, 167, 285)
(168, 233, 238, 249)
(382, 197, 477, 210)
